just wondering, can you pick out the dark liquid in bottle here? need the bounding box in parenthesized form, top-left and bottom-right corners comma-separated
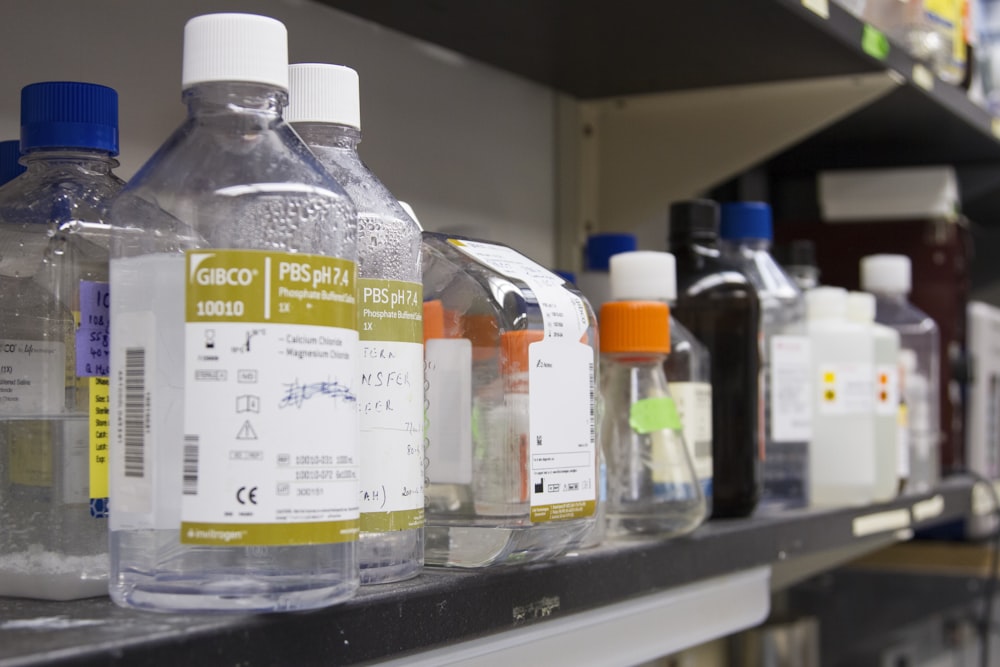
(671, 217, 761, 518)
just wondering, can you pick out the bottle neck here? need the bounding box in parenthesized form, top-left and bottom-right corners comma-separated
(184, 81, 288, 125)
(292, 122, 361, 151)
(604, 352, 667, 367)
(22, 149, 118, 173)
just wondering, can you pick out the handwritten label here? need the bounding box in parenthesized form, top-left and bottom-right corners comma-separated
(76, 281, 109, 377)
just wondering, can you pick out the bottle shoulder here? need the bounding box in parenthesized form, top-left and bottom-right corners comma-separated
(111, 119, 358, 257)
(0, 169, 124, 224)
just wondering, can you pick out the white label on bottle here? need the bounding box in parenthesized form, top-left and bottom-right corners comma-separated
(425, 338, 473, 485)
(528, 341, 596, 522)
(875, 363, 900, 417)
(0, 339, 64, 414)
(447, 239, 589, 342)
(108, 310, 154, 528)
(180, 250, 359, 547)
(898, 404, 911, 479)
(771, 335, 812, 442)
(670, 381, 713, 483)
(818, 363, 875, 415)
(357, 340, 424, 529)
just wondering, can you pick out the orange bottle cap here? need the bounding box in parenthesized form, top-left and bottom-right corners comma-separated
(599, 301, 670, 354)
(423, 300, 445, 342)
(500, 329, 545, 375)
(462, 313, 501, 362)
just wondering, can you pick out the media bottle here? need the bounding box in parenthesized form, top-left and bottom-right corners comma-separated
(608, 251, 713, 509)
(287, 63, 423, 584)
(422, 233, 598, 566)
(718, 202, 809, 509)
(668, 200, 761, 518)
(599, 300, 706, 537)
(0, 82, 122, 600)
(107, 13, 360, 612)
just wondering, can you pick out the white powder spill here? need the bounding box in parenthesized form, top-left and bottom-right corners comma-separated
(0, 545, 108, 599)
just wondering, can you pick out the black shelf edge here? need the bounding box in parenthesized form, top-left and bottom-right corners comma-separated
(0, 480, 973, 667)
(321, 0, 1000, 170)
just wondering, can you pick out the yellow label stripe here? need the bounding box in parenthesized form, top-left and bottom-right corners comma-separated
(181, 520, 359, 546)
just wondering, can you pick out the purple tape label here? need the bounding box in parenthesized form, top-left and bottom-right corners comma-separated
(76, 281, 109, 377)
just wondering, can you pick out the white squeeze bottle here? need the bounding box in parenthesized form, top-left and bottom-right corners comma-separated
(860, 254, 941, 493)
(608, 251, 713, 510)
(847, 291, 901, 501)
(806, 287, 877, 507)
(108, 14, 360, 612)
(287, 63, 423, 584)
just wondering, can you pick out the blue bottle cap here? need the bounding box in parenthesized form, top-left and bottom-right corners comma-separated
(554, 270, 577, 284)
(21, 82, 119, 155)
(719, 202, 772, 241)
(0, 140, 25, 186)
(585, 233, 637, 271)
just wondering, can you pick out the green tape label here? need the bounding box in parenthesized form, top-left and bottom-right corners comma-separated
(629, 396, 682, 434)
(862, 24, 890, 60)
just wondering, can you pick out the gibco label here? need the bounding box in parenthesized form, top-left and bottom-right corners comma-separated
(181, 250, 360, 547)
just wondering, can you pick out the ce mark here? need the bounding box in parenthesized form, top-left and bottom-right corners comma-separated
(236, 486, 258, 505)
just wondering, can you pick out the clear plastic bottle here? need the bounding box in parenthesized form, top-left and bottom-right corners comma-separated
(773, 240, 821, 291)
(287, 63, 423, 585)
(719, 202, 809, 510)
(669, 200, 761, 518)
(846, 291, 901, 501)
(0, 82, 123, 600)
(573, 233, 636, 313)
(608, 251, 713, 511)
(0, 140, 25, 187)
(599, 300, 705, 537)
(806, 288, 877, 507)
(861, 254, 941, 494)
(422, 232, 598, 567)
(107, 13, 360, 612)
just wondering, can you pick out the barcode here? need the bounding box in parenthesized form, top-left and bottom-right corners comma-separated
(183, 436, 199, 496)
(124, 347, 146, 479)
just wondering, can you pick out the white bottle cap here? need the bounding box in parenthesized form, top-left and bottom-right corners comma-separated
(860, 254, 911, 294)
(845, 291, 876, 324)
(286, 63, 360, 128)
(806, 286, 848, 321)
(182, 13, 289, 91)
(398, 201, 422, 231)
(609, 251, 676, 301)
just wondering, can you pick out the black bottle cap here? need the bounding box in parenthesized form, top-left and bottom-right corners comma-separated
(773, 239, 817, 268)
(668, 199, 720, 247)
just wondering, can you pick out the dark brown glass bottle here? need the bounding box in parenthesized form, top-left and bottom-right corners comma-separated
(668, 200, 761, 518)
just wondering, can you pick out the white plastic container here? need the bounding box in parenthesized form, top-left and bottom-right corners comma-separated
(818, 166, 959, 223)
(806, 288, 877, 507)
(861, 254, 941, 494)
(608, 251, 713, 508)
(847, 291, 901, 502)
(573, 233, 636, 313)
